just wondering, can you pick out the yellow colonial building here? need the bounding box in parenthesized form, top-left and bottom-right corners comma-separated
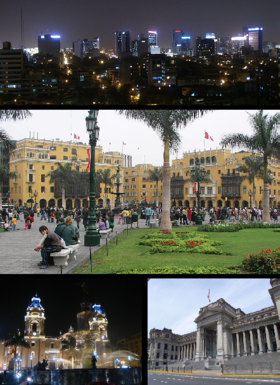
(8, 138, 131, 209)
(7, 139, 280, 210)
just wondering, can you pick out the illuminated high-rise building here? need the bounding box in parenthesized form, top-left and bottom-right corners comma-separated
(172, 30, 191, 54)
(38, 34, 60, 59)
(247, 27, 263, 55)
(115, 31, 131, 53)
(148, 31, 158, 48)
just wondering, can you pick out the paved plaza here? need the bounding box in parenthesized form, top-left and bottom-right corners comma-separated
(0, 213, 162, 274)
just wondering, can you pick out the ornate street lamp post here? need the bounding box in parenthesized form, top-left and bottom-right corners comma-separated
(29, 191, 33, 209)
(84, 110, 100, 248)
(191, 160, 206, 226)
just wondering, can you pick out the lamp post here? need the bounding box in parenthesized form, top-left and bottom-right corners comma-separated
(248, 189, 253, 208)
(191, 160, 206, 226)
(34, 190, 38, 209)
(84, 110, 100, 248)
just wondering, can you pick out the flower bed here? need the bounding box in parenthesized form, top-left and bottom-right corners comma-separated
(242, 248, 280, 274)
(198, 222, 280, 232)
(117, 266, 240, 274)
(139, 231, 226, 255)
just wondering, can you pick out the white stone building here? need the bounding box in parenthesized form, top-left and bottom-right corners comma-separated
(148, 279, 280, 366)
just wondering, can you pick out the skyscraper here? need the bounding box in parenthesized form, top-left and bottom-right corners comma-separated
(115, 31, 131, 53)
(172, 30, 183, 53)
(247, 27, 263, 55)
(38, 34, 60, 59)
(148, 31, 158, 48)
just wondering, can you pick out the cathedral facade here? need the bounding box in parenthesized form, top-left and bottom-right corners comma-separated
(148, 279, 280, 366)
(0, 294, 109, 371)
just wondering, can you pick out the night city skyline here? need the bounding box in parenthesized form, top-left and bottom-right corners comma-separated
(1, 0, 280, 49)
(0, 277, 142, 342)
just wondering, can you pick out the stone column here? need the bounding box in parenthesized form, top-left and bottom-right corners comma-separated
(190, 343, 192, 360)
(265, 325, 272, 353)
(243, 331, 248, 356)
(216, 320, 224, 360)
(249, 329, 255, 355)
(194, 342, 196, 358)
(236, 332, 241, 357)
(273, 324, 280, 351)
(223, 329, 232, 360)
(257, 327, 263, 354)
(195, 327, 203, 361)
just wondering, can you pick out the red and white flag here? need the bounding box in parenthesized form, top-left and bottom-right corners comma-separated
(205, 131, 214, 141)
(123, 142, 126, 145)
(207, 289, 211, 302)
(74, 134, 80, 140)
(109, 142, 111, 145)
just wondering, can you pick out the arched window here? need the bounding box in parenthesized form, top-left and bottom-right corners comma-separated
(206, 157, 210, 164)
(190, 159, 194, 166)
(200, 157, 205, 164)
(211, 156, 217, 163)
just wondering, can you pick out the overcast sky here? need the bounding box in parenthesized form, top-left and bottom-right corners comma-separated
(1, 0, 279, 49)
(148, 278, 273, 338)
(2, 109, 278, 167)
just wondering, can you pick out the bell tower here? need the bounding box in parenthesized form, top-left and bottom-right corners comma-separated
(24, 294, 46, 336)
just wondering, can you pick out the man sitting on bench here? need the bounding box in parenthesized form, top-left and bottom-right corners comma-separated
(34, 225, 63, 269)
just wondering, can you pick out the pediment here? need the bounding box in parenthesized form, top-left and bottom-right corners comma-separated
(194, 308, 221, 323)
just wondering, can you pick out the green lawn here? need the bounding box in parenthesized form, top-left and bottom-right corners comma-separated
(73, 227, 280, 274)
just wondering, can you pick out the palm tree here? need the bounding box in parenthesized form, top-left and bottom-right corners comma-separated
(5, 330, 31, 368)
(119, 110, 210, 231)
(220, 110, 280, 222)
(147, 166, 163, 207)
(0, 110, 32, 150)
(97, 168, 115, 208)
(47, 163, 81, 209)
(0, 166, 17, 211)
(61, 334, 84, 369)
(237, 156, 265, 208)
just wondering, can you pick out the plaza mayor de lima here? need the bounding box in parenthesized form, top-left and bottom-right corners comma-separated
(148, 279, 280, 366)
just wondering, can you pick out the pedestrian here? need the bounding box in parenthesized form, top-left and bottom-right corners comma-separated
(65, 216, 80, 244)
(121, 208, 127, 224)
(55, 209, 61, 224)
(50, 211, 55, 223)
(11, 216, 17, 231)
(107, 209, 115, 230)
(117, 211, 122, 225)
(83, 208, 89, 231)
(74, 211, 81, 229)
(34, 225, 63, 269)
(54, 218, 79, 246)
(145, 205, 152, 226)
(40, 208, 46, 221)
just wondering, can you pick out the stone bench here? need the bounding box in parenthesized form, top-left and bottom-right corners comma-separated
(68, 243, 80, 260)
(50, 248, 71, 267)
(99, 229, 112, 239)
(149, 222, 156, 228)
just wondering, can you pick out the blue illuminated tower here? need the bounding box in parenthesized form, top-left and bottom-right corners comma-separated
(115, 31, 131, 53)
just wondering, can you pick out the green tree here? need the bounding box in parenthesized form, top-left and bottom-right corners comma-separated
(237, 156, 265, 208)
(47, 163, 81, 209)
(0, 110, 32, 149)
(97, 168, 115, 208)
(5, 330, 31, 365)
(220, 110, 280, 222)
(0, 166, 17, 211)
(119, 110, 210, 231)
(147, 166, 163, 207)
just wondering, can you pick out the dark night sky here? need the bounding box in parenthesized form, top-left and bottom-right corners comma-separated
(0, 276, 142, 341)
(1, 0, 280, 50)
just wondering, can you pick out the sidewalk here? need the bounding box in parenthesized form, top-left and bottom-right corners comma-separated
(0, 214, 162, 274)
